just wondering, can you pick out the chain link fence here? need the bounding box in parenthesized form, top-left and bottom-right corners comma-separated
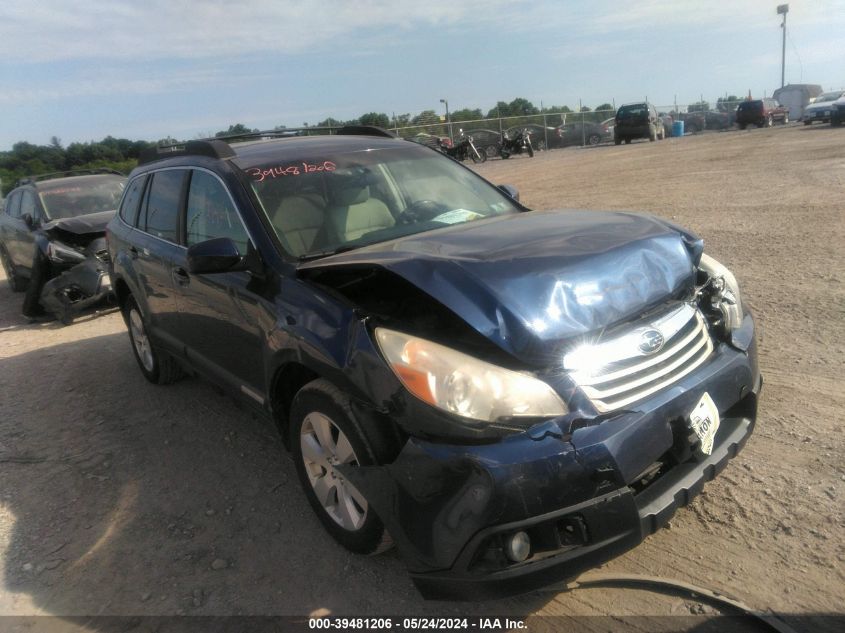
(388, 100, 750, 151)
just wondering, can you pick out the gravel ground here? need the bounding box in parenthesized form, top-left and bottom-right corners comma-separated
(0, 124, 843, 631)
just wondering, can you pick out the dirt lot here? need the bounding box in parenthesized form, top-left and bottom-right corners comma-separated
(1, 125, 843, 631)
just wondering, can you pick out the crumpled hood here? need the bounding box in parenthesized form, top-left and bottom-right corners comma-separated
(42, 210, 116, 235)
(299, 210, 703, 364)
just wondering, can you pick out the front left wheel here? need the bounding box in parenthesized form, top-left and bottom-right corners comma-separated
(291, 378, 393, 555)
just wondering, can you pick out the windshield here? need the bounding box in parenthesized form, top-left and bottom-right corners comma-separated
(816, 92, 842, 103)
(39, 176, 125, 220)
(245, 146, 520, 259)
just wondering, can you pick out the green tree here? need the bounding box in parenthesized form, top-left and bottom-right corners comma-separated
(688, 101, 710, 113)
(595, 103, 614, 114)
(215, 123, 258, 137)
(358, 112, 390, 128)
(411, 110, 440, 126)
(508, 98, 538, 116)
(486, 101, 512, 118)
(717, 96, 742, 112)
(451, 108, 483, 122)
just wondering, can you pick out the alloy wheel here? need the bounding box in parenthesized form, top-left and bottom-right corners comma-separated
(300, 412, 368, 531)
(129, 308, 154, 372)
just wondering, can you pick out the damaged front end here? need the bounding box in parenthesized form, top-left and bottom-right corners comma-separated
(26, 212, 116, 324)
(296, 211, 760, 600)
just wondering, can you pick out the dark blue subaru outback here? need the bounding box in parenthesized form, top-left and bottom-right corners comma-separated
(107, 127, 760, 599)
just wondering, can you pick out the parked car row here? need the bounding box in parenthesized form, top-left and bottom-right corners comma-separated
(2, 126, 761, 601)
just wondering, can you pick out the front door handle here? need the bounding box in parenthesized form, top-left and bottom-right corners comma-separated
(172, 266, 190, 286)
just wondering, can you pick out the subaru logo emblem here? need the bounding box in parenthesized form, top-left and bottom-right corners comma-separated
(639, 329, 665, 355)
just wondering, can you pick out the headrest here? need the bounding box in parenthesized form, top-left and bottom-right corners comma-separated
(329, 169, 374, 206)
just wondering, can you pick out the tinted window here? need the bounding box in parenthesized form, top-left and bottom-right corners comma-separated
(119, 175, 147, 225)
(5, 191, 22, 218)
(143, 170, 185, 243)
(20, 190, 37, 218)
(185, 170, 249, 254)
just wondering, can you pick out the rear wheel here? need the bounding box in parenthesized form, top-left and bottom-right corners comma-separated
(649, 125, 656, 141)
(291, 379, 393, 555)
(0, 245, 27, 292)
(125, 295, 183, 384)
(803, 120, 812, 126)
(587, 133, 601, 145)
(614, 137, 622, 146)
(738, 123, 747, 130)
(625, 138, 632, 144)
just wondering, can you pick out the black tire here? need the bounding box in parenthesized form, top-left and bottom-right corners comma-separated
(614, 137, 622, 146)
(738, 123, 747, 130)
(649, 125, 656, 141)
(484, 145, 498, 159)
(526, 142, 534, 158)
(21, 250, 48, 317)
(766, 115, 773, 127)
(291, 378, 393, 555)
(534, 140, 546, 151)
(0, 244, 27, 292)
(832, 111, 843, 128)
(803, 120, 812, 126)
(625, 138, 632, 144)
(687, 123, 699, 134)
(500, 150, 510, 159)
(124, 295, 183, 385)
(587, 134, 601, 145)
(470, 147, 486, 164)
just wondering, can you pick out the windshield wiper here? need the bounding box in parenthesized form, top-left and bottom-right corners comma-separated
(297, 245, 360, 262)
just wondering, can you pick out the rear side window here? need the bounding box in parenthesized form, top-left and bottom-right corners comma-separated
(141, 170, 186, 243)
(119, 175, 147, 226)
(20, 191, 37, 218)
(5, 191, 22, 218)
(185, 170, 249, 254)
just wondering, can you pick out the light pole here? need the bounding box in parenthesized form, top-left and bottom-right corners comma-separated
(440, 98, 453, 141)
(778, 4, 789, 88)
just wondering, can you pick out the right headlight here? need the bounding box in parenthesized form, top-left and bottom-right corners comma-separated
(375, 327, 568, 423)
(699, 253, 744, 330)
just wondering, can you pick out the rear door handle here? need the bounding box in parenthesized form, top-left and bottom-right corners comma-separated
(172, 266, 190, 286)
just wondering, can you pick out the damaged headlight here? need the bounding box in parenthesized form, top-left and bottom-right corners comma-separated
(375, 327, 568, 423)
(699, 253, 743, 330)
(46, 241, 86, 265)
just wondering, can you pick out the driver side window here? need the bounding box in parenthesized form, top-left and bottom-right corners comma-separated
(185, 170, 249, 255)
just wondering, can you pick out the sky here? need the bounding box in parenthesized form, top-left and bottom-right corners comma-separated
(0, 0, 843, 150)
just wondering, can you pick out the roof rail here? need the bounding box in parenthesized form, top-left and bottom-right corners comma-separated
(15, 168, 125, 187)
(138, 139, 236, 166)
(138, 125, 398, 166)
(212, 125, 397, 143)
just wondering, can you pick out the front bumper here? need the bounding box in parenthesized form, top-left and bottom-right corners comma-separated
(343, 320, 761, 600)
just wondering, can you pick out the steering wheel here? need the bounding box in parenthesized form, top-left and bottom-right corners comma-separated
(396, 199, 449, 225)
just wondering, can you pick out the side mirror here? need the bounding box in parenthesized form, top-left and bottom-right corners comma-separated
(187, 237, 243, 274)
(22, 213, 33, 228)
(497, 184, 520, 202)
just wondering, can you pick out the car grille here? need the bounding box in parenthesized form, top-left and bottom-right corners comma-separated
(566, 304, 714, 413)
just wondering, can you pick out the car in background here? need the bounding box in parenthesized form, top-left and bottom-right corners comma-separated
(802, 90, 845, 125)
(600, 117, 615, 138)
(506, 124, 562, 151)
(735, 99, 789, 129)
(107, 126, 759, 600)
(0, 170, 126, 322)
(463, 128, 504, 158)
(557, 122, 611, 146)
(614, 102, 664, 144)
(831, 96, 845, 127)
(657, 113, 674, 137)
(679, 111, 733, 134)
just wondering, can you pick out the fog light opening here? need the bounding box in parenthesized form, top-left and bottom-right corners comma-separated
(504, 531, 531, 563)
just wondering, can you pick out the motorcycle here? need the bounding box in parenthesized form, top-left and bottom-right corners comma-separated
(439, 131, 486, 163)
(499, 128, 534, 159)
